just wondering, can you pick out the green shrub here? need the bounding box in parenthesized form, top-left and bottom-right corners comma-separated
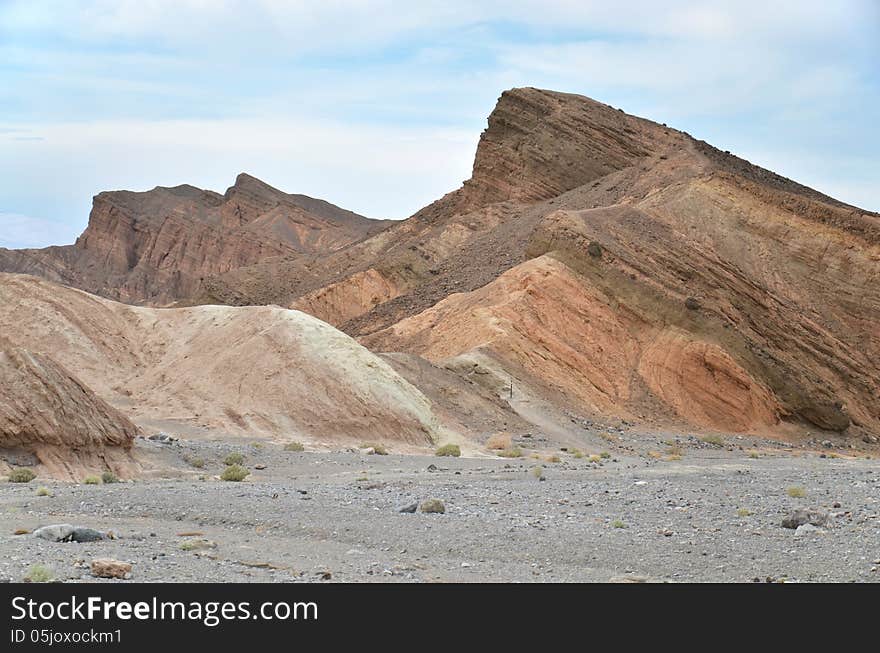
(599, 451, 611, 459)
(360, 442, 388, 455)
(284, 441, 305, 452)
(83, 475, 101, 485)
(786, 486, 806, 498)
(24, 564, 53, 583)
(184, 455, 205, 468)
(700, 435, 725, 447)
(531, 465, 544, 479)
(435, 444, 461, 457)
(220, 464, 249, 482)
(101, 471, 119, 484)
(736, 508, 753, 517)
(8, 468, 36, 483)
(498, 447, 523, 458)
(611, 519, 627, 529)
(223, 453, 245, 466)
(35, 486, 52, 497)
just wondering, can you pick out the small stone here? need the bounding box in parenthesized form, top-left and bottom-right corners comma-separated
(795, 523, 823, 536)
(398, 502, 418, 513)
(13, 528, 30, 535)
(684, 296, 701, 310)
(781, 509, 828, 529)
(91, 559, 132, 579)
(33, 524, 75, 542)
(461, 562, 472, 568)
(254, 464, 266, 470)
(419, 499, 446, 514)
(822, 440, 834, 449)
(70, 527, 105, 542)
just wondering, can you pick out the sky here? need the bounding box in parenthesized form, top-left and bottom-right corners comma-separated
(1, 1, 878, 248)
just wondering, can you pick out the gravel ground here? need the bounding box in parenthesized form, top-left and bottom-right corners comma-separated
(1, 436, 878, 583)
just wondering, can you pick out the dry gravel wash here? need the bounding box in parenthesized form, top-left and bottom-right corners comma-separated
(1, 441, 878, 583)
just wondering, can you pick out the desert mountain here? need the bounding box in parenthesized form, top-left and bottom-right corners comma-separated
(2, 87, 877, 441)
(0, 273, 453, 448)
(0, 173, 391, 305)
(0, 340, 139, 480)
(219, 88, 879, 438)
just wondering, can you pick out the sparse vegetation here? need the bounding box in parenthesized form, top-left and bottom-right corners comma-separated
(284, 441, 305, 452)
(486, 433, 512, 450)
(700, 435, 725, 447)
(611, 520, 627, 529)
(531, 466, 544, 479)
(35, 486, 52, 497)
(184, 455, 206, 468)
(8, 468, 36, 483)
(223, 453, 245, 466)
(83, 475, 101, 485)
(101, 471, 119, 484)
(435, 444, 461, 457)
(251, 442, 264, 449)
(360, 442, 388, 455)
(588, 454, 602, 463)
(24, 564, 53, 583)
(545, 455, 561, 463)
(570, 448, 584, 459)
(498, 447, 523, 458)
(220, 464, 249, 482)
(748, 450, 760, 459)
(736, 508, 753, 517)
(786, 485, 807, 498)
(419, 498, 446, 513)
(599, 451, 611, 459)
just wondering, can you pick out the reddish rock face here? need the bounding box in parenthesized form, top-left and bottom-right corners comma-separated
(0, 174, 390, 305)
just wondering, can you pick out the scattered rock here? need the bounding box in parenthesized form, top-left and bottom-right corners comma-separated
(794, 523, 824, 536)
(781, 509, 828, 529)
(71, 527, 105, 542)
(254, 464, 266, 470)
(398, 502, 418, 513)
(148, 433, 178, 444)
(419, 499, 446, 514)
(33, 524, 74, 542)
(684, 296, 701, 310)
(587, 242, 603, 258)
(13, 528, 30, 535)
(91, 559, 132, 579)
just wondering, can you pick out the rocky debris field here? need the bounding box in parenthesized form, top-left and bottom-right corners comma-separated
(1, 435, 878, 583)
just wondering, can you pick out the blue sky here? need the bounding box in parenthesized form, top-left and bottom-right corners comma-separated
(1, 1, 878, 248)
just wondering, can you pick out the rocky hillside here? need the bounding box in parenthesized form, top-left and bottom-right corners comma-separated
(0, 273, 449, 447)
(284, 87, 879, 438)
(0, 173, 390, 305)
(0, 341, 139, 480)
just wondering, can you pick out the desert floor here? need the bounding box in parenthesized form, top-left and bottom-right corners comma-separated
(2, 433, 878, 583)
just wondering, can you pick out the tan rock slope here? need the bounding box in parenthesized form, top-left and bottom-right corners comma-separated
(0, 340, 139, 480)
(0, 273, 445, 447)
(0, 173, 391, 305)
